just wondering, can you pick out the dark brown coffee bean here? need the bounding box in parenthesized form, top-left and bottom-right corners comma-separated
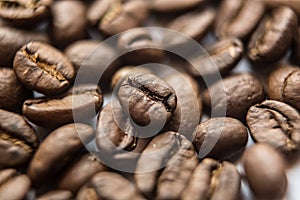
(246, 100, 300, 154)
(149, 0, 205, 12)
(87, 0, 149, 35)
(57, 153, 107, 193)
(36, 190, 73, 200)
(248, 6, 297, 63)
(23, 85, 102, 128)
(188, 38, 243, 78)
(203, 73, 265, 121)
(76, 172, 145, 200)
(13, 42, 75, 96)
(181, 158, 240, 200)
(0, 109, 38, 167)
(27, 123, 94, 184)
(0, 68, 32, 112)
(118, 29, 165, 64)
(0, 169, 31, 200)
(215, 0, 265, 40)
(243, 143, 287, 199)
(118, 73, 177, 126)
(268, 65, 300, 111)
(51, 0, 87, 47)
(0, 0, 52, 26)
(0, 26, 49, 67)
(193, 117, 248, 160)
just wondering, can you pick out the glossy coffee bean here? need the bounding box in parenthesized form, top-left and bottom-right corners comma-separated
(51, 0, 87, 47)
(118, 73, 177, 126)
(215, 0, 265, 40)
(243, 144, 287, 199)
(0, 68, 32, 112)
(23, 85, 103, 128)
(268, 65, 300, 111)
(247, 100, 300, 154)
(149, 0, 205, 12)
(248, 6, 297, 63)
(181, 158, 240, 200)
(13, 42, 75, 96)
(203, 73, 265, 121)
(193, 117, 248, 160)
(0, 109, 38, 167)
(76, 172, 144, 200)
(27, 123, 94, 184)
(0, 26, 49, 67)
(36, 190, 73, 200)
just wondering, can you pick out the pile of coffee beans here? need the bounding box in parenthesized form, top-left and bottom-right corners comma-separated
(1, 0, 300, 199)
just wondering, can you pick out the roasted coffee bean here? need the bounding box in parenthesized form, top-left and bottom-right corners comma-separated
(51, 0, 87, 47)
(243, 143, 287, 199)
(0, 68, 32, 112)
(0, 0, 52, 26)
(76, 172, 145, 200)
(193, 117, 248, 160)
(23, 85, 102, 128)
(215, 0, 265, 40)
(188, 38, 243, 78)
(36, 190, 73, 200)
(246, 100, 300, 154)
(203, 73, 265, 121)
(149, 0, 205, 12)
(267, 65, 300, 111)
(0, 169, 31, 200)
(248, 6, 297, 63)
(57, 153, 107, 193)
(13, 42, 75, 96)
(0, 109, 38, 167)
(181, 158, 240, 200)
(118, 29, 165, 64)
(87, 0, 149, 35)
(118, 73, 177, 126)
(27, 123, 94, 184)
(0, 26, 49, 67)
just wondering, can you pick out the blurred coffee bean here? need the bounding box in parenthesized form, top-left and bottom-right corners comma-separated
(0, 109, 38, 167)
(27, 123, 94, 184)
(268, 65, 300, 111)
(149, 0, 206, 12)
(247, 100, 300, 154)
(13, 42, 75, 96)
(193, 117, 248, 160)
(263, 0, 300, 16)
(248, 6, 297, 63)
(203, 73, 265, 121)
(0, 68, 32, 112)
(243, 143, 287, 199)
(36, 190, 73, 200)
(23, 85, 102, 128)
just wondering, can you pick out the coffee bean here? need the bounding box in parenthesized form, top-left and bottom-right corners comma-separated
(149, 0, 205, 12)
(248, 6, 297, 63)
(36, 190, 73, 200)
(193, 117, 248, 160)
(13, 42, 75, 96)
(118, 73, 177, 126)
(0, 26, 49, 67)
(203, 73, 265, 121)
(215, 0, 265, 40)
(0, 169, 31, 200)
(118, 29, 165, 64)
(263, 0, 300, 16)
(0, 68, 32, 112)
(0, 0, 52, 27)
(243, 143, 287, 199)
(268, 65, 300, 111)
(57, 153, 107, 193)
(77, 172, 145, 200)
(27, 123, 94, 184)
(246, 100, 300, 154)
(181, 158, 240, 200)
(51, 0, 87, 47)
(0, 109, 38, 167)
(23, 85, 102, 128)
